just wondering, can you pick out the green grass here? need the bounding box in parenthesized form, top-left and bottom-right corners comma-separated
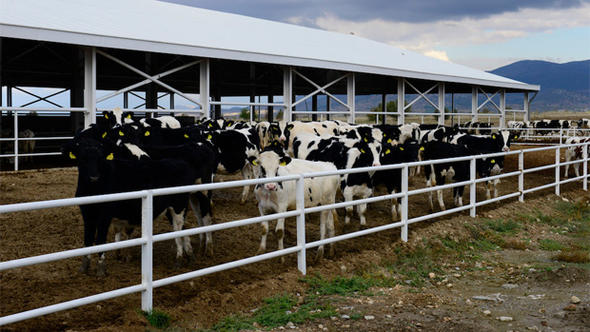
(142, 309, 171, 329)
(485, 219, 521, 234)
(538, 239, 565, 251)
(211, 294, 335, 331)
(302, 274, 384, 296)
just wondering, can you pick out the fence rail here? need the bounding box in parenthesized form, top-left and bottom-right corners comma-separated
(0, 142, 589, 326)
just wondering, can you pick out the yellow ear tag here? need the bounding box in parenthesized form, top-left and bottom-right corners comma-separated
(145, 131, 150, 137)
(400, 147, 405, 151)
(104, 114, 109, 119)
(387, 138, 392, 143)
(383, 134, 387, 137)
(492, 135, 496, 139)
(360, 149, 366, 153)
(106, 153, 114, 160)
(207, 134, 212, 140)
(184, 133, 189, 138)
(363, 138, 368, 142)
(208, 123, 213, 128)
(251, 160, 258, 166)
(69, 152, 76, 160)
(102, 132, 107, 139)
(119, 130, 124, 136)
(491, 159, 495, 164)
(385, 149, 391, 155)
(419, 146, 425, 151)
(279, 161, 287, 166)
(514, 135, 518, 139)
(126, 114, 132, 119)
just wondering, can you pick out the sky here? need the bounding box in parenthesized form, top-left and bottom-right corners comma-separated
(164, 0, 590, 70)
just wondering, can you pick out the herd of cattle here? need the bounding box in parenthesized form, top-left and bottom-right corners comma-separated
(69, 108, 590, 276)
(507, 119, 590, 135)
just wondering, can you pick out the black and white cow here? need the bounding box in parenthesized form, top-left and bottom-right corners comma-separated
(292, 134, 381, 226)
(373, 139, 421, 220)
(422, 141, 497, 211)
(564, 137, 590, 178)
(63, 137, 199, 276)
(252, 149, 339, 261)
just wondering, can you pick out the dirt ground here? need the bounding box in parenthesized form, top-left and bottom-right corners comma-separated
(0, 146, 588, 331)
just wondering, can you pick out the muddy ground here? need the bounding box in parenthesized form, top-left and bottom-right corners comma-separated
(0, 146, 588, 331)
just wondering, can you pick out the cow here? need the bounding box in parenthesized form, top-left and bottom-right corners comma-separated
(252, 149, 339, 261)
(422, 141, 497, 211)
(205, 127, 261, 203)
(292, 134, 381, 226)
(564, 137, 590, 178)
(450, 130, 518, 199)
(373, 139, 421, 220)
(62, 137, 199, 276)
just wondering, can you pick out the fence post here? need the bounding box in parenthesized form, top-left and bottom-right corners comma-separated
(559, 128, 563, 144)
(470, 157, 476, 217)
(555, 147, 560, 196)
(13, 110, 18, 171)
(296, 175, 306, 274)
(584, 143, 588, 191)
(519, 150, 524, 202)
(141, 191, 154, 312)
(401, 165, 409, 242)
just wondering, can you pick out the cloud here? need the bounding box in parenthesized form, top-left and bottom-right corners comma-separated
(310, 3, 590, 58)
(424, 50, 450, 62)
(162, 0, 587, 23)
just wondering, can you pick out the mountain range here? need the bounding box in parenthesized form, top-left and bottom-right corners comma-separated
(489, 60, 590, 112)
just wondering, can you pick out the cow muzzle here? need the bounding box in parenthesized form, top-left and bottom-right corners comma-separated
(265, 183, 278, 191)
(502, 147, 510, 152)
(89, 176, 100, 182)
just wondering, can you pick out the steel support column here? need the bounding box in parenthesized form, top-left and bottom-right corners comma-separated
(283, 67, 293, 121)
(397, 79, 404, 125)
(347, 73, 355, 123)
(200, 59, 210, 119)
(83, 47, 96, 127)
(499, 89, 506, 128)
(438, 83, 445, 125)
(471, 86, 478, 123)
(524, 92, 530, 122)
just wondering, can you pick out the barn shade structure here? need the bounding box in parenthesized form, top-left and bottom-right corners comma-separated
(0, 0, 539, 169)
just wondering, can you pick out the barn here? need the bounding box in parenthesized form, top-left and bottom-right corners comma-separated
(8, 1, 585, 331)
(0, 0, 539, 170)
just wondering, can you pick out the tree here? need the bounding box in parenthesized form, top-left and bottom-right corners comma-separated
(367, 100, 411, 122)
(239, 107, 249, 120)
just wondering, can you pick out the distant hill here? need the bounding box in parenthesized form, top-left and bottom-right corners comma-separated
(489, 60, 590, 111)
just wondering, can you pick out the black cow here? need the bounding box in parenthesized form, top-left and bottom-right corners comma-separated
(373, 139, 421, 221)
(63, 138, 199, 276)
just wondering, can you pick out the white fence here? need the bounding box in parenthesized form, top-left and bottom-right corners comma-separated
(0, 142, 589, 326)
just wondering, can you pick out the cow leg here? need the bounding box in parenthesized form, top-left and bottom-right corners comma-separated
(390, 189, 399, 221)
(436, 174, 446, 211)
(189, 193, 213, 257)
(564, 158, 571, 178)
(574, 162, 580, 178)
(342, 186, 354, 224)
(316, 210, 327, 262)
(240, 165, 253, 204)
(327, 210, 335, 258)
(426, 178, 434, 211)
(168, 207, 189, 267)
(95, 220, 110, 277)
(275, 217, 286, 264)
(257, 207, 269, 255)
(81, 210, 97, 275)
(493, 179, 499, 198)
(485, 181, 492, 200)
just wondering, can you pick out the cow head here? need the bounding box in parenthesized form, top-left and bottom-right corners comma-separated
(352, 140, 381, 167)
(62, 138, 113, 183)
(491, 130, 515, 152)
(252, 150, 292, 191)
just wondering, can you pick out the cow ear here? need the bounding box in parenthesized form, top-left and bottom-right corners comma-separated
(279, 156, 292, 166)
(286, 124, 294, 130)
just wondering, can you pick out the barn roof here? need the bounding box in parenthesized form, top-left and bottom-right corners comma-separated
(0, 0, 539, 92)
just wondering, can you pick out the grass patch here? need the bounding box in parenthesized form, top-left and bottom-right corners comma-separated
(142, 309, 171, 329)
(384, 245, 445, 288)
(485, 219, 521, 234)
(502, 238, 528, 250)
(538, 239, 565, 251)
(302, 274, 381, 296)
(554, 250, 590, 263)
(212, 294, 335, 331)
